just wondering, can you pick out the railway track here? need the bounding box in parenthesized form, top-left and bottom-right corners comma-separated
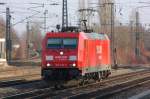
(66, 70, 150, 99)
(2, 87, 54, 99)
(2, 70, 150, 99)
(0, 74, 40, 88)
(0, 79, 41, 88)
(94, 78, 150, 99)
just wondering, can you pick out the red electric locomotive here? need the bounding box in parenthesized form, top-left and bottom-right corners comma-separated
(41, 31, 111, 81)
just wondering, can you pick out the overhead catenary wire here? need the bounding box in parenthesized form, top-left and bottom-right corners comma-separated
(12, 11, 42, 26)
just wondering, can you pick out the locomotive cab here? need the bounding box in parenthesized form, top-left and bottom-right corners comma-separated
(41, 32, 81, 80)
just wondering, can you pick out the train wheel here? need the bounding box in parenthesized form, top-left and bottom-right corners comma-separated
(78, 76, 87, 86)
(98, 72, 102, 80)
(93, 72, 98, 82)
(101, 71, 106, 79)
(95, 72, 100, 82)
(105, 71, 109, 78)
(42, 75, 49, 81)
(103, 71, 109, 79)
(54, 81, 65, 89)
(79, 78, 85, 86)
(54, 84, 60, 89)
(54, 84, 62, 89)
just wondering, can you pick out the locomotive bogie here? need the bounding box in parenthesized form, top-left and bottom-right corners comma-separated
(42, 68, 81, 81)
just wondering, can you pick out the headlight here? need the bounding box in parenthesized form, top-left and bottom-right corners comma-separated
(47, 63, 51, 67)
(46, 56, 53, 61)
(69, 56, 77, 61)
(72, 63, 76, 67)
(60, 51, 64, 55)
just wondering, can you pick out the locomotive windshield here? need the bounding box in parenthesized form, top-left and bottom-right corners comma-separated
(47, 38, 78, 49)
(47, 38, 62, 48)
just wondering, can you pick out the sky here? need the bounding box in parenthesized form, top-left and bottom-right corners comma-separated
(0, 0, 79, 35)
(1, 0, 150, 35)
(115, 0, 150, 24)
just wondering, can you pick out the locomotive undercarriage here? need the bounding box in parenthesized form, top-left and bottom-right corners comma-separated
(42, 68, 111, 89)
(42, 68, 111, 81)
(42, 68, 81, 81)
(74, 70, 110, 86)
(84, 70, 111, 81)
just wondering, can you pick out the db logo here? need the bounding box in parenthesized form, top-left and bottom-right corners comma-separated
(96, 46, 102, 54)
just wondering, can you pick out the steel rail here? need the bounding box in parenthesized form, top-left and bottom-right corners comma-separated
(2, 70, 150, 99)
(95, 78, 150, 99)
(0, 79, 41, 88)
(2, 87, 53, 99)
(49, 70, 150, 99)
(67, 72, 150, 99)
